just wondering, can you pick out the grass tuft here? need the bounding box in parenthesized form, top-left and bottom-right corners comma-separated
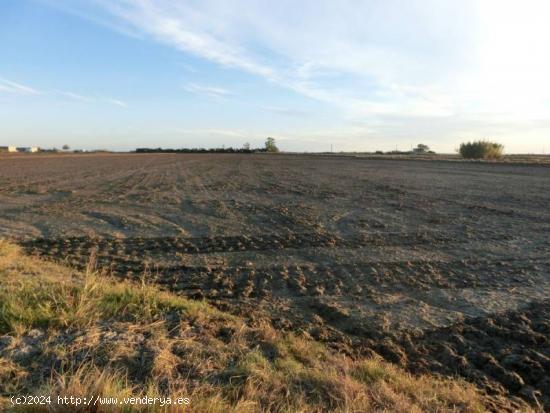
(0, 246, 223, 334)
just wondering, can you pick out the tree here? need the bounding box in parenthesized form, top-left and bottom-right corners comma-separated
(413, 143, 430, 154)
(265, 137, 279, 153)
(62, 144, 70, 151)
(243, 142, 251, 150)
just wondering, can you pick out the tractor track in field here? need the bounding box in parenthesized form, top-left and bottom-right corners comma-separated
(18, 228, 523, 259)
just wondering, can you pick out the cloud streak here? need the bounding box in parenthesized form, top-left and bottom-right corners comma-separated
(0, 77, 41, 95)
(262, 106, 308, 118)
(107, 98, 127, 108)
(55, 90, 127, 107)
(0, 76, 126, 107)
(57, 91, 93, 102)
(183, 83, 231, 99)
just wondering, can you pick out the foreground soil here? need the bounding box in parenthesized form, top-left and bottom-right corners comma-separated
(0, 242, 497, 412)
(0, 153, 548, 410)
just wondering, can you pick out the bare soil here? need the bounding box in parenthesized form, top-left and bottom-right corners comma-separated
(1, 152, 548, 409)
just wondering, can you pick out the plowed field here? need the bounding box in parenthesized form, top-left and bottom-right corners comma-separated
(1, 152, 548, 408)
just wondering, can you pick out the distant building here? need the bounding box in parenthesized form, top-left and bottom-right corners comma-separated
(0, 146, 17, 153)
(16, 147, 39, 153)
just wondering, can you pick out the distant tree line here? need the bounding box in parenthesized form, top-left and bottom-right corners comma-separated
(372, 144, 435, 155)
(135, 137, 280, 154)
(135, 147, 255, 154)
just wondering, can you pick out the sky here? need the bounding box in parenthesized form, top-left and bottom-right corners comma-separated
(1, 0, 550, 153)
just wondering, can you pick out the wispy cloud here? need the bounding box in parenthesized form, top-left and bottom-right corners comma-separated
(46, 0, 476, 119)
(56, 90, 126, 107)
(57, 91, 93, 102)
(88, 0, 277, 80)
(262, 106, 308, 118)
(0, 77, 41, 95)
(0, 79, 126, 107)
(106, 98, 127, 107)
(183, 82, 231, 99)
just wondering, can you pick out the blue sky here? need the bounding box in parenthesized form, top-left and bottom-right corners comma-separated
(1, 0, 549, 153)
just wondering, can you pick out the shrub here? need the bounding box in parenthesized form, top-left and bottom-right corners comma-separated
(459, 140, 503, 159)
(265, 137, 279, 153)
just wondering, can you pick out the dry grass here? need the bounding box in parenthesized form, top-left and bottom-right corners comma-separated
(0, 241, 520, 412)
(0, 245, 218, 334)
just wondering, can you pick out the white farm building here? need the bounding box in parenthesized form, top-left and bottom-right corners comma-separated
(16, 147, 39, 153)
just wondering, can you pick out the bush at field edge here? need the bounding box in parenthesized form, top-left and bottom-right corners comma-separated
(459, 140, 504, 159)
